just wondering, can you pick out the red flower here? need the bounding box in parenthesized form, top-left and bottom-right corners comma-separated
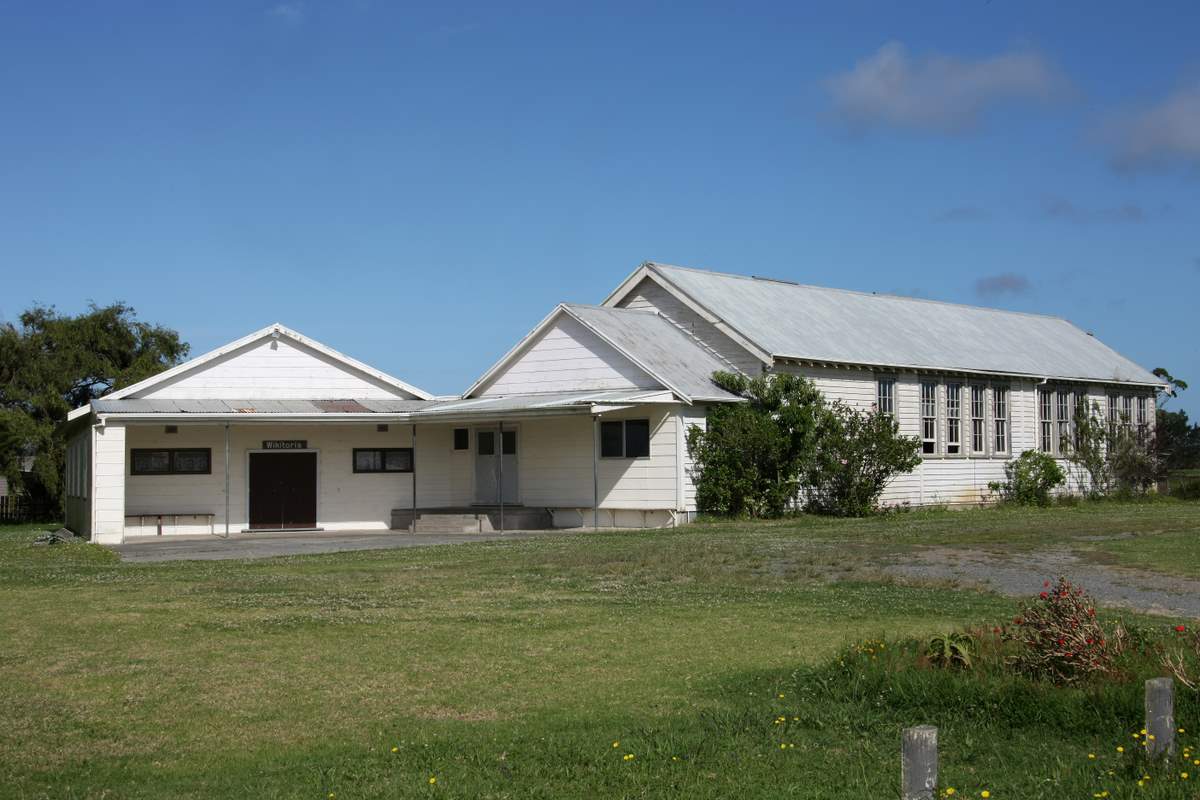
(1175, 625, 1187, 633)
(1040, 592, 1049, 600)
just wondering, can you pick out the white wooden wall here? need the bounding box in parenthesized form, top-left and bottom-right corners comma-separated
(478, 315, 661, 396)
(131, 337, 417, 400)
(91, 424, 126, 543)
(615, 277, 765, 376)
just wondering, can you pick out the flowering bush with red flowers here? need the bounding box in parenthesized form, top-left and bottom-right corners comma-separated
(1004, 576, 1116, 684)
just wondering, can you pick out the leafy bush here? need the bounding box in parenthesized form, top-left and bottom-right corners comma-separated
(1065, 400, 1161, 498)
(1004, 577, 1115, 684)
(1109, 429, 1160, 496)
(925, 631, 974, 670)
(802, 402, 921, 517)
(988, 450, 1066, 506)
(685, 372, 824, 517)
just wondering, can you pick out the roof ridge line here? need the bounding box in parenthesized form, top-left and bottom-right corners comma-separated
(647, 262, 1073, 324)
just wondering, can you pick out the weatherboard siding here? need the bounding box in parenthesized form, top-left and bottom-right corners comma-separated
(615, 277, 764, 376)
(131, 337, 413, 400)
(479, 315, 661, 396)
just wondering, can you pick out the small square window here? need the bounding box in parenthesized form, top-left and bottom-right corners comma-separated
(624, 419, 650, 458)
(164, 425, 178, 434)
(477, 431, 495, 456)
(600, 421, 624, 458)
(377, 423, 389, 433)
(501, 430, 517, 456)
(453, 428, 469, 450)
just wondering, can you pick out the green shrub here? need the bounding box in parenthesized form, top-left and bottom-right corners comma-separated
(802, 402, 921, 517)
(686, 372, 824, 518)
(989, 449, 1066, 506)
(925, 631, 974, 670)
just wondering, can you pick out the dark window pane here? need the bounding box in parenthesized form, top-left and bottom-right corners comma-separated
(355, 450, 383, 472)
(501, 430, 517, 455)
(453, 428, 469, 450)
(132, 450, 170, 474)
(624, 419, 650, 458)
(600, 421, 624, 458)
(172, 449, 210, 474)
(477, 431, 495, 456)
(384, 449, 412, 472)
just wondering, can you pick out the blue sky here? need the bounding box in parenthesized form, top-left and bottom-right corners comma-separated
(2, 1, 1197, 414)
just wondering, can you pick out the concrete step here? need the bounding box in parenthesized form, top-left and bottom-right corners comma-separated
(390, 507, 553, 532)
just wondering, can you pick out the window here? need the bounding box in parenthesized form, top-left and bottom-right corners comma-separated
(1039, 390, 1053, 453)
(376, 424, 389, 433)
(1136, 396, 1148, 442)
(453, 428, 469, 450)
(477, 431, 495, 456)
(1056, 390, 1073, 454)
(920, 382, 937, 455)
(1121, 396, 1133, 431)
(131, 448, 211, 476)
(970, 386, 986, 454)
(1108, 394, 1120, 436)
(946, 383, 962, 455)
(353, 448, 413, 473)
(600, 419, 650, 459)
(502, 429, 517, 456)
(876, 378, 895, 415)
(992, 386, 1009, 454)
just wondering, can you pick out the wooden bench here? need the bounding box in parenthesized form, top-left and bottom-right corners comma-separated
(124, 512, 216, 537)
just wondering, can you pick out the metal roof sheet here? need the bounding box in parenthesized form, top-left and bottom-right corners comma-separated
(561, 304, 742, 401)
(646, 263, 1160, 385)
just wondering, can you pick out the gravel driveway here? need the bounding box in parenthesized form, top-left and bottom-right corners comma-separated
(886, 545, 1200, 619)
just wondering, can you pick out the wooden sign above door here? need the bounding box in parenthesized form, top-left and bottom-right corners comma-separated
(263, 440, 308, 450)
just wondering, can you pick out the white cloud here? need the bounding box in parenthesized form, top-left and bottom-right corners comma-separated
(267, 2, 305, 25)
(825, 42, 1071, 134)
(1106, 81, 1200, 171)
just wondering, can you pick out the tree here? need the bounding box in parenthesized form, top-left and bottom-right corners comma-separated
(1152, 367, 1188, 409)
(803, 402, 921, 516)
(685, 372, 825, 517)
(0, 303, 188, 512)
(1156, 408, 1200, 472)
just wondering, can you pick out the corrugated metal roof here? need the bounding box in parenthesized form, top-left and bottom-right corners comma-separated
(646, 263, 1160, 385)
(562, 304, 743, 401)
(90, 390, 679, 418)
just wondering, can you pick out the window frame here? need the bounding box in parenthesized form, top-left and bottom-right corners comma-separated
(352, 447, 414, 474)
(876, 376, 896, 417)
(991, 385, 1010, 456)
(599, 418, 652, 460)
(1038, 388, 1054, 453)
(130, 448, 212, 476)
(944, 382, 964, 456)
(969, 385, 987, 455)
(453, 428, 470, 451)
(919, 380, 938, 456)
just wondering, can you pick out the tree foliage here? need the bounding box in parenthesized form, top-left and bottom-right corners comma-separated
(686, 372, 920, 518)
(988, 450, 1066, 506)
(802, 401, 921, 517)
(0, 303, 188, 510)
(1156, 408, 1200, 472)
(685, 372, 824, 517)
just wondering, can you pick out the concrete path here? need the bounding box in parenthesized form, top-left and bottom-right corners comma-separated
(111, 529, 555, 563)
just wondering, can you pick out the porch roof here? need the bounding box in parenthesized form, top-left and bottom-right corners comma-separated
(89, 389, 683, 423)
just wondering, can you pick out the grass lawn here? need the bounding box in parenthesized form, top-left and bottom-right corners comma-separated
(2, 501, 1199, 799)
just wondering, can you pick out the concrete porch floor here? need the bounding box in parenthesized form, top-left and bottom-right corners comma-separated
(110, 528, 562, 563)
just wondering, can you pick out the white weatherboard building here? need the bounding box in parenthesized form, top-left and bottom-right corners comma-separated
(63, 262, 1163, 544)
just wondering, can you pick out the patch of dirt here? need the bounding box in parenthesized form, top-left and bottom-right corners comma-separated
(884, 546, 1200, 619)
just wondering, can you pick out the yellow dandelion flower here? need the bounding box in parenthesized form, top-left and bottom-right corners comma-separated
(1180, 728, 1187, 733)
(778, 693, 785, 699)
(981, 792, 990, 798)
(1088, 753, 1096, 759)
(1148, 734, 1156, 741)
(780, 743, 787, 750)
(612, 741, 620, 748)
(945, 788, 956, 796)
(1137, 780, 1144, 787)
(1181, 772, 1189, 780)
(428, 776, 437, 785)
(391, 746, 399, 753)
(1117, 746, 1124, 753)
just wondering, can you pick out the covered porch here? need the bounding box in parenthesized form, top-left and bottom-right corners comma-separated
(78, 390, 695, 544)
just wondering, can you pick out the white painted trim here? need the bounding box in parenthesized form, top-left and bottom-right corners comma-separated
(243, 448, 321, 531)
(100, 323, 432, 403)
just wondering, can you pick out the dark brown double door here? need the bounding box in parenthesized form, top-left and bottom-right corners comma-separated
(248, 452, 317, 530)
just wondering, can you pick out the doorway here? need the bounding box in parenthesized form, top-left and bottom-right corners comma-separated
(248, 451, 318, 530)
(473, 428, 518, 504)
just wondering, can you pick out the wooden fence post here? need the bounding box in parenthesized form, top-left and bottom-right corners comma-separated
(902, 725, 938, 800)
(1145, 677, 1176, 759)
